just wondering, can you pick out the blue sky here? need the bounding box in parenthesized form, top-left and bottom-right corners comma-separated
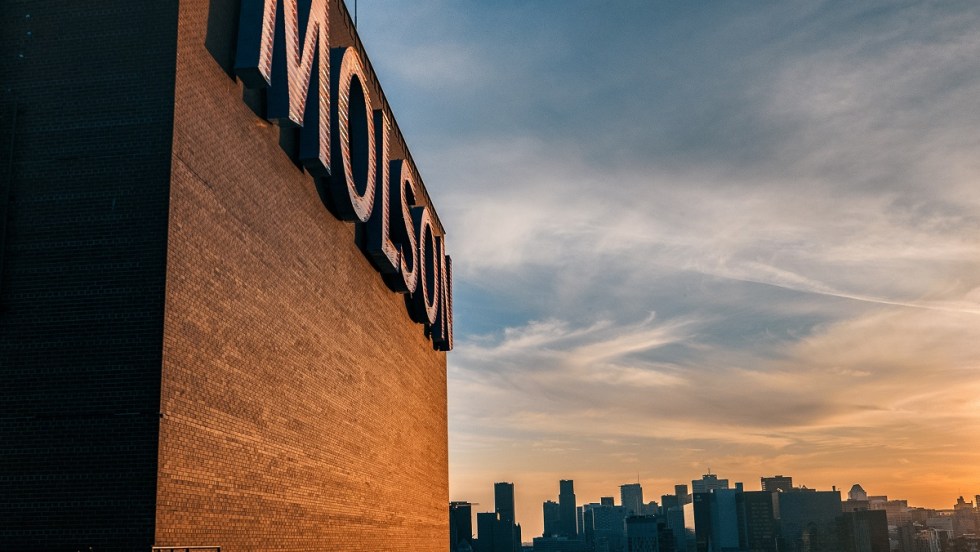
(353, 0, 980, 537)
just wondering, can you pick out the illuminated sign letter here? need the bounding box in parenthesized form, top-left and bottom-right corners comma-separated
(329, 47, 376, 222)
(389, 160, 419, 294)
(433, 246, 453, 351)
(410, 206, 440, 326)
(235, 0, 331, 175)
(365, 110, 400, 274)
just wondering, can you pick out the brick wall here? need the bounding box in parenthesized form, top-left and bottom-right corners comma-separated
(153, 1, 449, 551)
(0, 1, 180, 550)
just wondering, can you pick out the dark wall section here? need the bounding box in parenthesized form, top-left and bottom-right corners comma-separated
(0, 1, 179, 550)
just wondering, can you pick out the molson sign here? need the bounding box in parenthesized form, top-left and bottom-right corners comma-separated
(227, 0, 453, 351)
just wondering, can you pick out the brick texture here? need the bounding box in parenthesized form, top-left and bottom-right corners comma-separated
(153, 1, 449, 551)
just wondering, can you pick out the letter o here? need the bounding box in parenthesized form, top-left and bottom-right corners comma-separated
(410, 206, 440, 326)
(329, 47, 376, 222)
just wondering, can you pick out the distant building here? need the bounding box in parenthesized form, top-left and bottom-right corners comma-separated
(843, 485, 870, 513)
(560, 480, 578, 539)
(496, 483, 517, 526)
(451, 502, 475, 552)
(622, 484, 644, 517)
(739, 491, 778, 552)
(625, 516, 659, 552)
(952, 496, 977, 537)
(477, 512, 500, 552)
(898, 523, 944, 552)
(675, 485, 691, 505)
(761, 475, 793, 494)
(874, 499, 912, 527)
(658, 492, 687, 552)
(692, 473, 729, 494)
(837, 509, 889, 552)
(626, 515, 676, 552)
(693, 493, 713, 552)
(694, 488, 744, 552)
(602, 497, 616, 506)
(848, 484, 869, 502)
(476, 510, 520, 552)
(544, 501, 561, 537)
(776, 489, 842, 552)
(709, 488, 742, 551)
(584, 502, 628, 552)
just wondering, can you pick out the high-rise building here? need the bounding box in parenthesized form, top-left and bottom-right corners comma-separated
(602, 497, 616, 506)
(675, 485, 691, 505)
(477, 512, 501, 552)
(775, 489, 842, 552)
(496, 482, 516, 526)
(560, 480, 578, 538)
(691, 471, 736, 551)
(544, 500, 561, 537)
(452, 502, 475, 552)
(693, 493, 714, 552)
(761, 475, 793, 493)
(621, 484, 644, 517)
(475, 511, 518, 552)
(583, 502, 627, 552)
(694, 487, 778, 552)
(738, 491, 778, 552)
(692, 473, 729, 494)
(837, 509, 888, 552)
(625, 515, 661, 552)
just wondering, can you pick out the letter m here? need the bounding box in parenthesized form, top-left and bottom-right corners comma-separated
(235, 0, 331, 175)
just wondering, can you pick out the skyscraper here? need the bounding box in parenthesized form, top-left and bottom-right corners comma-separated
(560, 480, 578, 538)
(451, 502, 475, 552)
(626, 515, 662, 552)
(477, 512, 500, 552)
(675, 484, 691, 505)
(693, 492, 714, 552)
(692, 472, 729, 494)
(543, 500, 561, 537)
(776, 489, 842, 552)
(621, 484, 644, 516)
(761, 475, 793, 493)
(738, 491, 778, 552)
(583, 502, 627, 552)
(496, 482, 516, 526)
(837, 509, 889, 552)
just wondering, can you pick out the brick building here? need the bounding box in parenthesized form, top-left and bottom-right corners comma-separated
(0, 0, 452, 550)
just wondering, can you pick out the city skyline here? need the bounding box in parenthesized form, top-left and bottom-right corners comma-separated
(352, 0, 980, 540)
(458, 473, 978, 544)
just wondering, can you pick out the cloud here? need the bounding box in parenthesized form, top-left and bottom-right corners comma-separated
(354, 0, 980, 537)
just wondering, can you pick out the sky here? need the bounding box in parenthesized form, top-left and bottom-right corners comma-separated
(353, 0, 980, 539)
